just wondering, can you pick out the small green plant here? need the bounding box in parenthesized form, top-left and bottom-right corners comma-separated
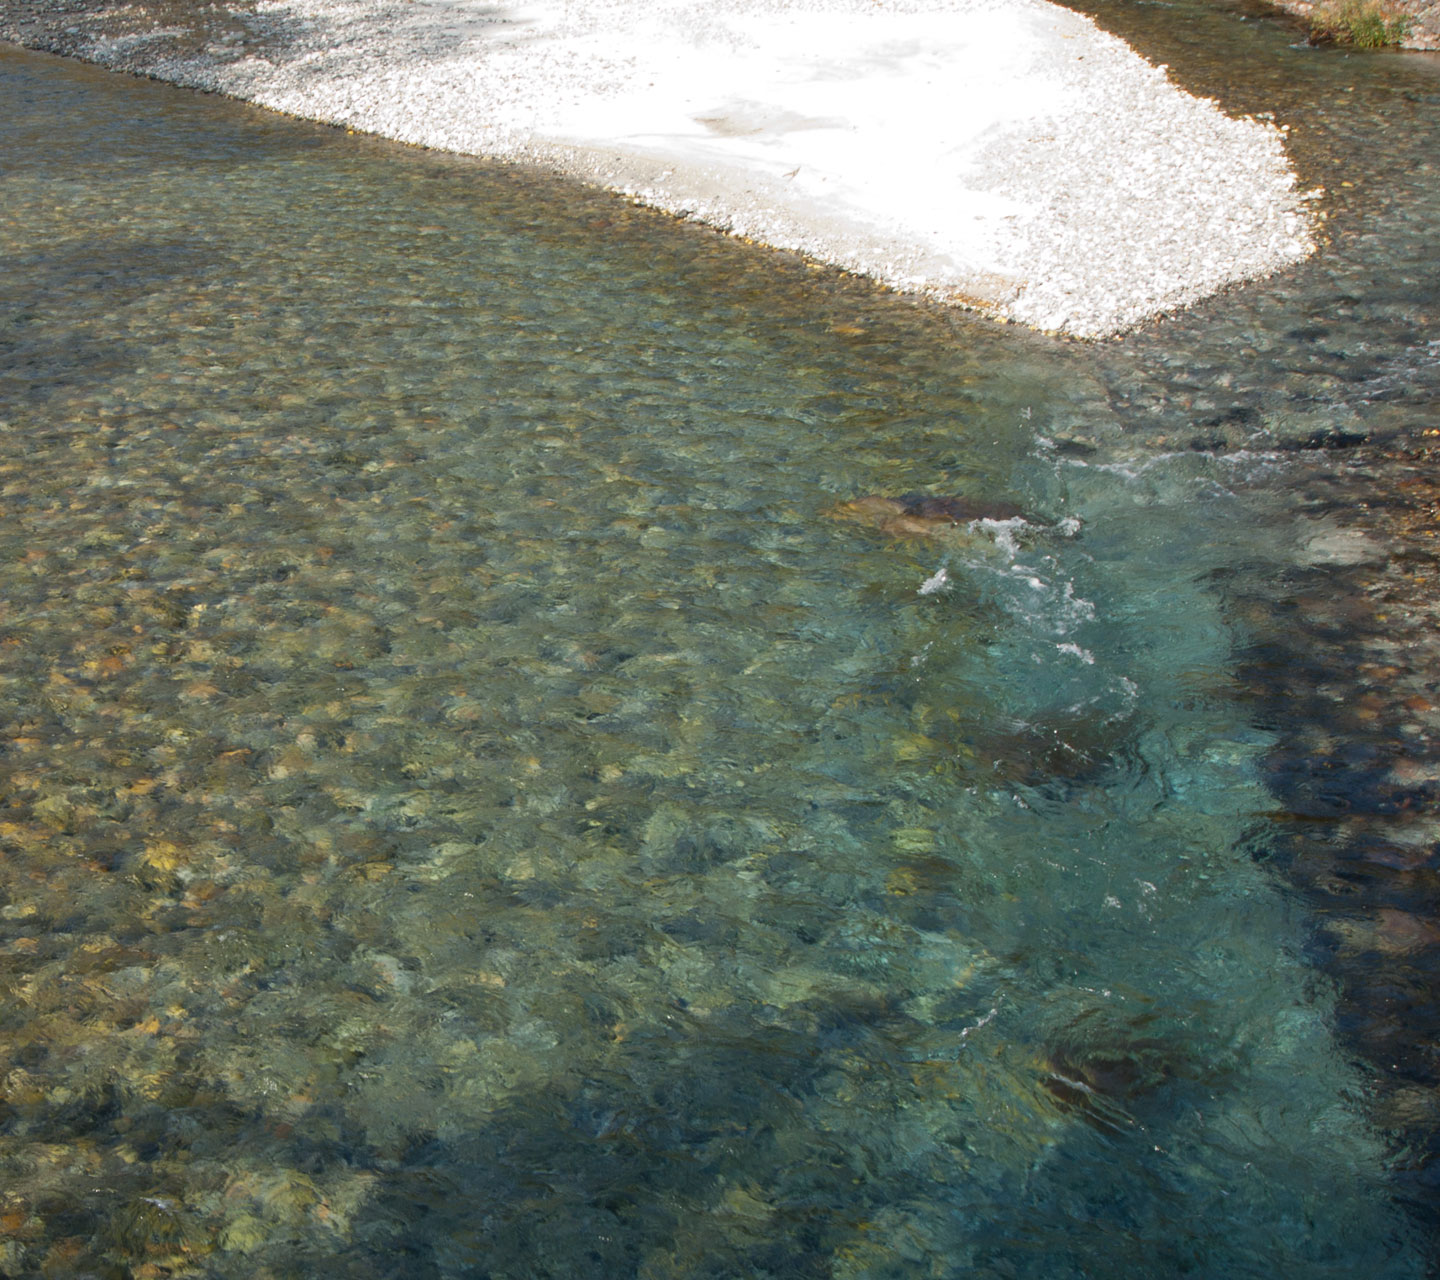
(1309, 0, 1412, 47)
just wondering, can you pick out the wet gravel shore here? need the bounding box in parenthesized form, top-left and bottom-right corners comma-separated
(0, 0, 1316, 337)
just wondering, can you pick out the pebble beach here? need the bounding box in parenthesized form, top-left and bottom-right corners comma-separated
(2, 0, 1318, 336)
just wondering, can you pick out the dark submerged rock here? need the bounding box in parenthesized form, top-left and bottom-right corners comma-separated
(826, 492, 1042, 541)
(895, 492, 1029, 525)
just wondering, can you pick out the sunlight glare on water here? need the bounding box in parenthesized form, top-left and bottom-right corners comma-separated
(0, 40, 1427, 1279)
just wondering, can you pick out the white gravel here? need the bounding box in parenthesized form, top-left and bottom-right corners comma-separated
(9, 0, 1318, 337)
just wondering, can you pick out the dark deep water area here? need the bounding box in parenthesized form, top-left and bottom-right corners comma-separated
(1, 3, 1439, 1275)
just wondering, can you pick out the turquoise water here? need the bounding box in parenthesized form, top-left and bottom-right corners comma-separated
(0, 21, 1436, 1278)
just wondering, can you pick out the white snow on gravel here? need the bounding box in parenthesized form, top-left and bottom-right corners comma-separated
(27, 0, 1318, 336)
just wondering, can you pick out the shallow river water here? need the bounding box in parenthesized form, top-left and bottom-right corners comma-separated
(1, 5, 1438, 1276)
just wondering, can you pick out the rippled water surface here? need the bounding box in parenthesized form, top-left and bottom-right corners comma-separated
(1, 15, 1437, 1277)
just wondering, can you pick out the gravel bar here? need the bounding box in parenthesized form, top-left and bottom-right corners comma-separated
(2, 0, 1319, 337)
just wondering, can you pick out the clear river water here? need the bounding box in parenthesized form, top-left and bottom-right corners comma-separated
(1, 3, 1439, 1276)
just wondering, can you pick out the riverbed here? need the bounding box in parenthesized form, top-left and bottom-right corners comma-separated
(1, 3, 1438, 1275)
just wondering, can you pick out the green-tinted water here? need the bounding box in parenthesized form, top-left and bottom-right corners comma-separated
(1, 12, 1437, 1276)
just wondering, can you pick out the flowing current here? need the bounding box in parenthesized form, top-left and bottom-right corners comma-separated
(1, 5, 1438, 1275)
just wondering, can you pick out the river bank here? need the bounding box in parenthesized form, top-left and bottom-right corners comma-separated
(0, 0, 1317, 338)
(1268, 0, 1440, 50)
